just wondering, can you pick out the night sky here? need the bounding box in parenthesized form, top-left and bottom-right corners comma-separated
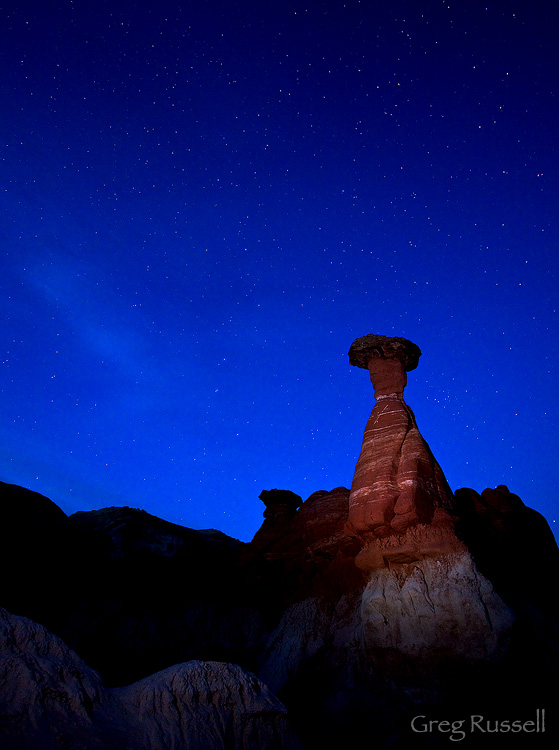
(2, 0, 557, 541)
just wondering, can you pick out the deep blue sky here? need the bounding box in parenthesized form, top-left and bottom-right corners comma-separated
(1, 0, 557, 541)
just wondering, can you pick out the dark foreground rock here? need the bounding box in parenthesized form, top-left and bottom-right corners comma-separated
(0, 607, 300, 750)
(1, 480, 558, 749)
(0, 488, 269, 687)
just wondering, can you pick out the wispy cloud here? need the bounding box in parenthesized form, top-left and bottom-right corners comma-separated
(27, 256, 146, 369)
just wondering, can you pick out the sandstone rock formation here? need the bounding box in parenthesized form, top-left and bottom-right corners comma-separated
(454, 484, 559, 615)
(0, 497, 267, 688)
(0, 605, 106, 750)
(1, 334, 558, 749)
(0, 606, 300, 750)
(1, 475, 558, 749)
(346, 333, 454, 541)
(251, 489, 302, 550)
(359, 551, 515, 661)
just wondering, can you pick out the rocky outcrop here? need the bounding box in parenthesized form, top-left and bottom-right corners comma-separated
(1, 335, 558, 749)
(250, 489, 556, 748)
(360, 551, 515, 661)
(346, 334, 454, 539)
(251, 489, 302, 551)
(0, 607, 300, 750)
(0, 481, 67, 526)
(117, 662, 298, 750)
(0, 497, 267, 688)
(455, 485, 559, 616)
(1, 476, 557, 749)
(0, 606, 107, 750)
(248, 487, 362, 603)
(252, 488, 349, 557)
(67, 505, 242, 559)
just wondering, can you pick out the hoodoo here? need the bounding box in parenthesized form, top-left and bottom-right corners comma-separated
(0, 336, 557, 750)
(346, 334, 454, 540)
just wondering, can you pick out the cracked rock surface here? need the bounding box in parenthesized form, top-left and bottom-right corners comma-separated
(0, 607, 299, 750)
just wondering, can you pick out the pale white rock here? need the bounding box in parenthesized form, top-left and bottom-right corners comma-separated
(258, 595, 360, 696)
(114, 661, 299, 750)
(0, 607, 300, 750)
(360, 551, 516, 660)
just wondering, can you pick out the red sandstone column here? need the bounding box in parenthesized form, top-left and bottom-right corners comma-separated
(346, 334, 453, 539)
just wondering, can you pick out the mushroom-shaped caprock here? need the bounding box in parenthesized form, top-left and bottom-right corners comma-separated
(348, 334, 422, 399)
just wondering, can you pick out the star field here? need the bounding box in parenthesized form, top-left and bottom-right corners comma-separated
(1, 0, 558, 540)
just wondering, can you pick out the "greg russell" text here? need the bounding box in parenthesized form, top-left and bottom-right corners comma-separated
(410, 709, 546, 741)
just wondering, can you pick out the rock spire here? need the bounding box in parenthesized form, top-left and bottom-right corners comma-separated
(346, 334, 453, 540)
(251, 489, 302, 550)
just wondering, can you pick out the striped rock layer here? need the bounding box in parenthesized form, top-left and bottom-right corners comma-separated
(346, 394, 453, 538)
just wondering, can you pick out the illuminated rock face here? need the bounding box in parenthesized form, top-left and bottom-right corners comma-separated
(346, 334, 454, 539)
(1, 477, 558, 750)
